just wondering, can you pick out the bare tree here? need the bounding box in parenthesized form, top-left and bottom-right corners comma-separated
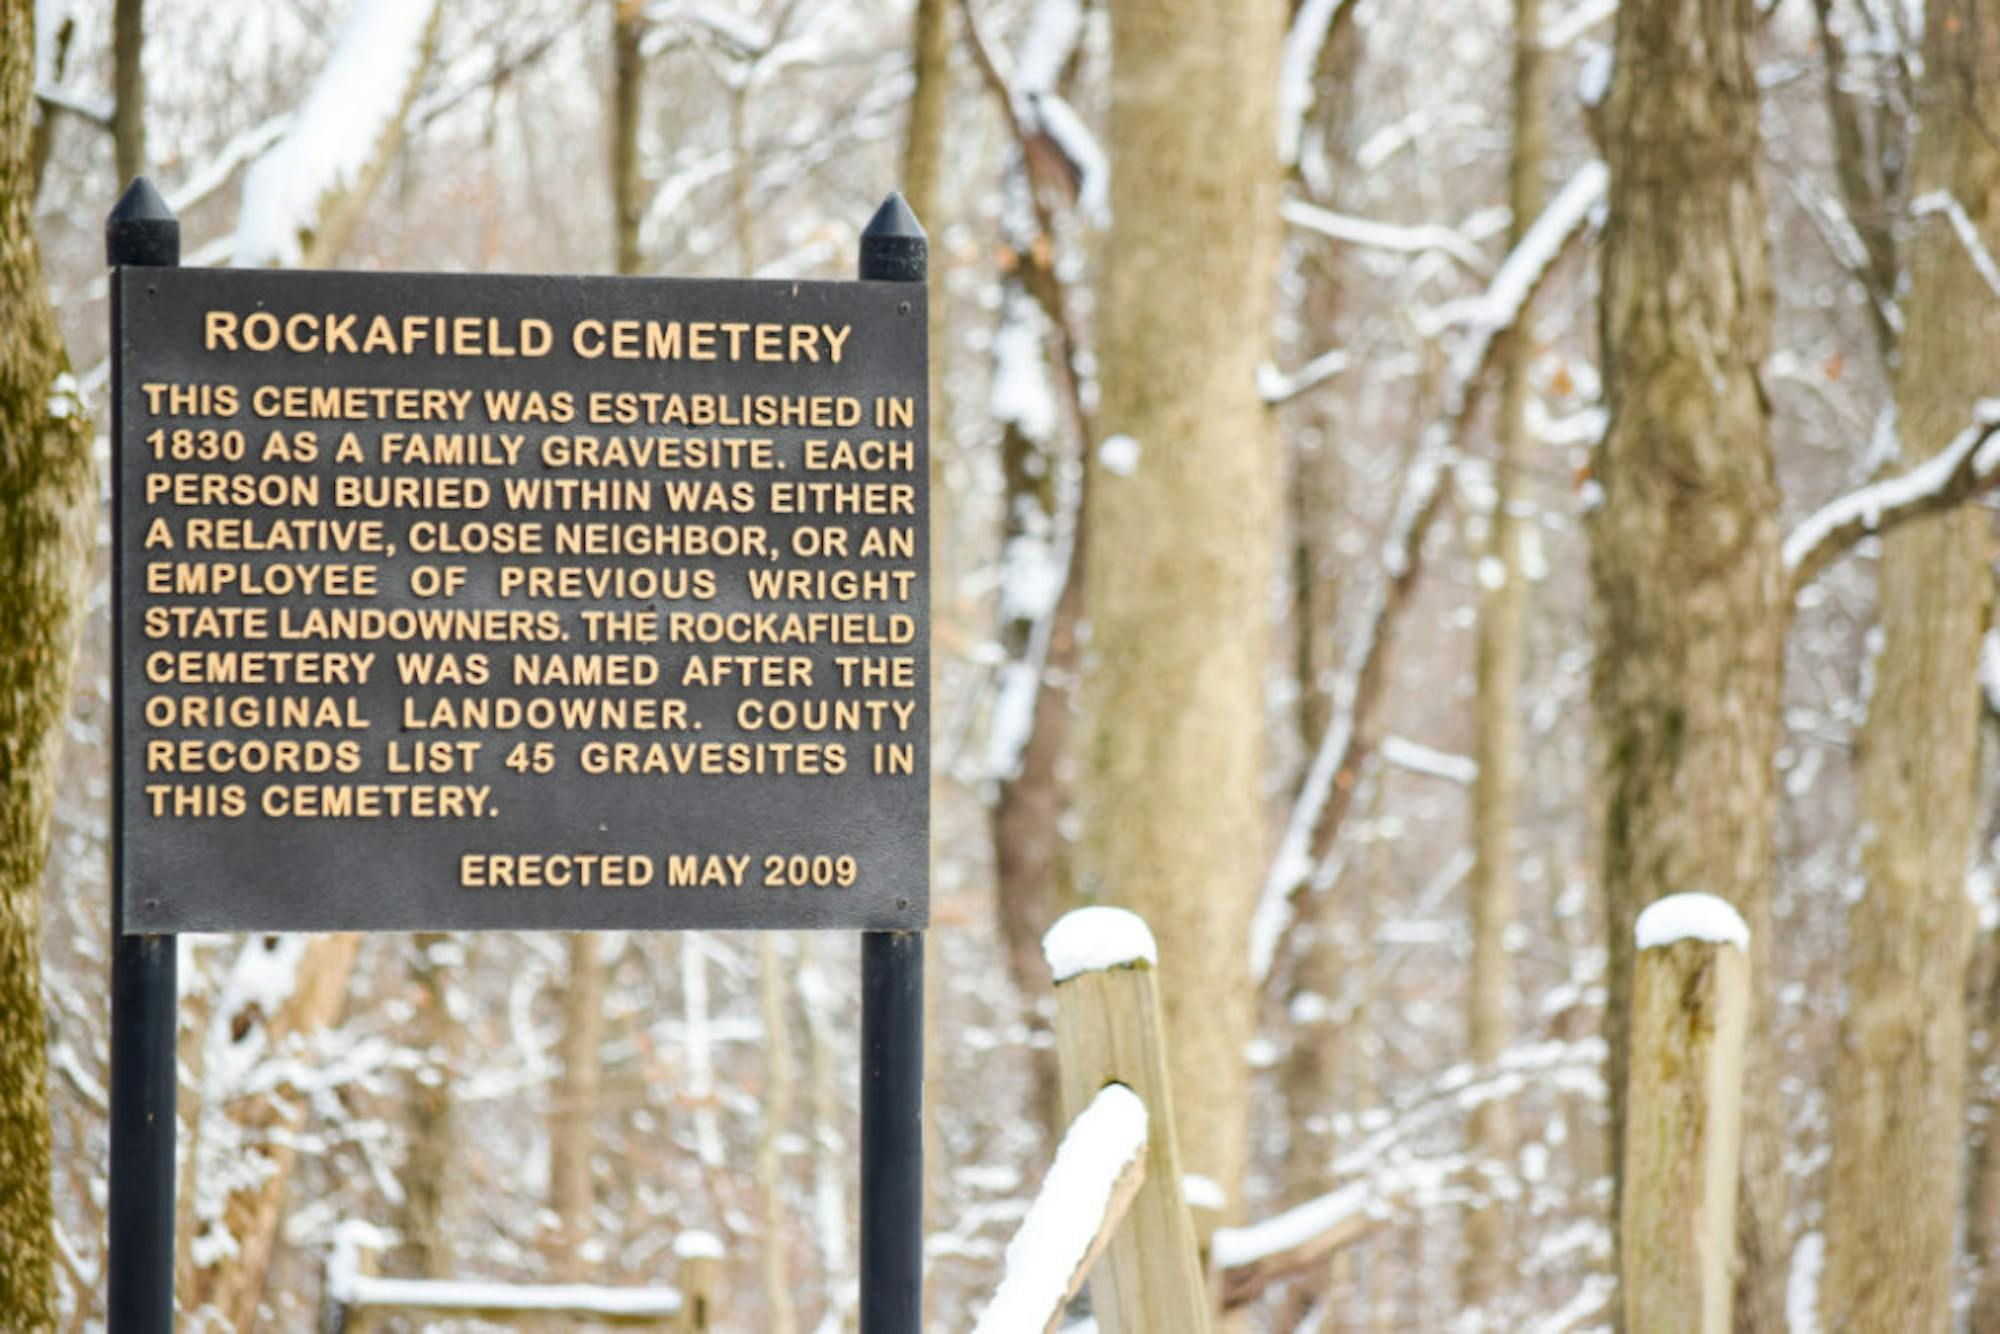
(1463, 0, 1547, 1302)
(1820, 1, 1999, 1324)
(1083, 0, 1285, 1216)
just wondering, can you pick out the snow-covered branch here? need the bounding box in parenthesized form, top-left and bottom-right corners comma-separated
(1282, 199, 1490, 276)
(1259, 347, 1351, 405)
(1912, 191, 2000, 302)
(1541, 0, 1618, 51)
(1783, 400, 2000, 595)
(1212, 1182, 1379, 1308)
(1277, 0, 1355, 167)
(1252, 161, 1607, 987)
(234, 0, 441, 266)
(1380, 735, 1478, 786)
(34, 82, 111, 127)
(972, 1084, 1148, 1334)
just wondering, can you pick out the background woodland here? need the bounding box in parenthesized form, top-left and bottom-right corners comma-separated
(6, 0, 2000, 1328)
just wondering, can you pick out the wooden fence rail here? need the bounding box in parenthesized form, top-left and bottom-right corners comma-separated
(320, 1224, 715, 1332)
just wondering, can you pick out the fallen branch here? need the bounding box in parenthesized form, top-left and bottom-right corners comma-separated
(1782, 400, 2000, 596)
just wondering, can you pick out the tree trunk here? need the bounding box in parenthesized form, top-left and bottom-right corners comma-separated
(186, 933, 365, 1329)
(1461, 0, 1546, 1305)
(1589, 1, 1787, 1328)
(112, 0, 144, 184)
(610, 0, 645, 276)
(755, 937, 797, 1334)
(396, 933, 460, 1278)
(549, 933, 605, 1279)
(1083, 0, 1283, 1218)
(901, 0, 950, 231)
(0, 3, 94, 1320)
(1820, 3, 1999, 1325)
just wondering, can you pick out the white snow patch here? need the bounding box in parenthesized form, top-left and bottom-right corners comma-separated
(674, 1229, 725, 1260)
(985, 660, 1042, 781)
(1981, 628, 2000, 717)
(1381, 734, 1478, 786)
(972, 1084, 1148, 1334)
(991, 320, 1057, 443)
(234, 0, 436, 266)
(1044, 906, 1157, 982)
(1634, 893, 1749, 953)
(1013, 0, 1083, 96)
(344, 1274, 681, 1319)
(1260, 347, 1351, 404)
(1032, 93, 1108, 224)
(47, 371, 80, 421)
(1097, 434, 1141, 476)
(1211, 1181, 1372, 1270)
(1787, 1230, 1823, 1334)
(1578, 42, 1614, 107)
(1181, 1173, 1227, 1213)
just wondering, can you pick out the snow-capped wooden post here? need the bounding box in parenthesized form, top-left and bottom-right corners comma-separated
(1621, 893, 1751, 1334)
(672, 1231, 722, 1332)
(1044, 908, 1212, 1333)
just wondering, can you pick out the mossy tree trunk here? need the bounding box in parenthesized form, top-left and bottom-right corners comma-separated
(1589, 0, 1788, 1327)
(0, 1, 95, 1322)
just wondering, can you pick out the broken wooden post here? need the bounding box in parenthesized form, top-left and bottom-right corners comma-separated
(1621, 893, 1751, 1334)
(1045, 907, 1212, 1333)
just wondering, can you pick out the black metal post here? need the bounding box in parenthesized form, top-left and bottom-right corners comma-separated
(107, 177, 181, 1334)
(860, 930, 925, 1331)
(858, 192, 927, 1334)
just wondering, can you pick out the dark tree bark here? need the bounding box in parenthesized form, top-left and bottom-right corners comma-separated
(1590, 0, 1788, 1327)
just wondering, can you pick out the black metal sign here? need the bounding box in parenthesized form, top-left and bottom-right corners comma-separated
(115, 266, 928, 932)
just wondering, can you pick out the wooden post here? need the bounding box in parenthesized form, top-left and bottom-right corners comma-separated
(673, 1233, 722, 1333)
(1621, 894, 1751, 1334)
(1045, 908, 1211, 1334)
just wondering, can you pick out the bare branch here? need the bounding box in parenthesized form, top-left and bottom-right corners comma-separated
(1281, 198, 1490, 276)
(1783, 401, 2000, 596)
(1251, 161, 1608, 987)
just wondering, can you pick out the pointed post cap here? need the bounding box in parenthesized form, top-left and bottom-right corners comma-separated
(859, 192, 927, 283)
(107, 177, 180, 268)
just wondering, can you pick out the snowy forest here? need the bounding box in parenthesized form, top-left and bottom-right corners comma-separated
(7, 0, 2000, 1328)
